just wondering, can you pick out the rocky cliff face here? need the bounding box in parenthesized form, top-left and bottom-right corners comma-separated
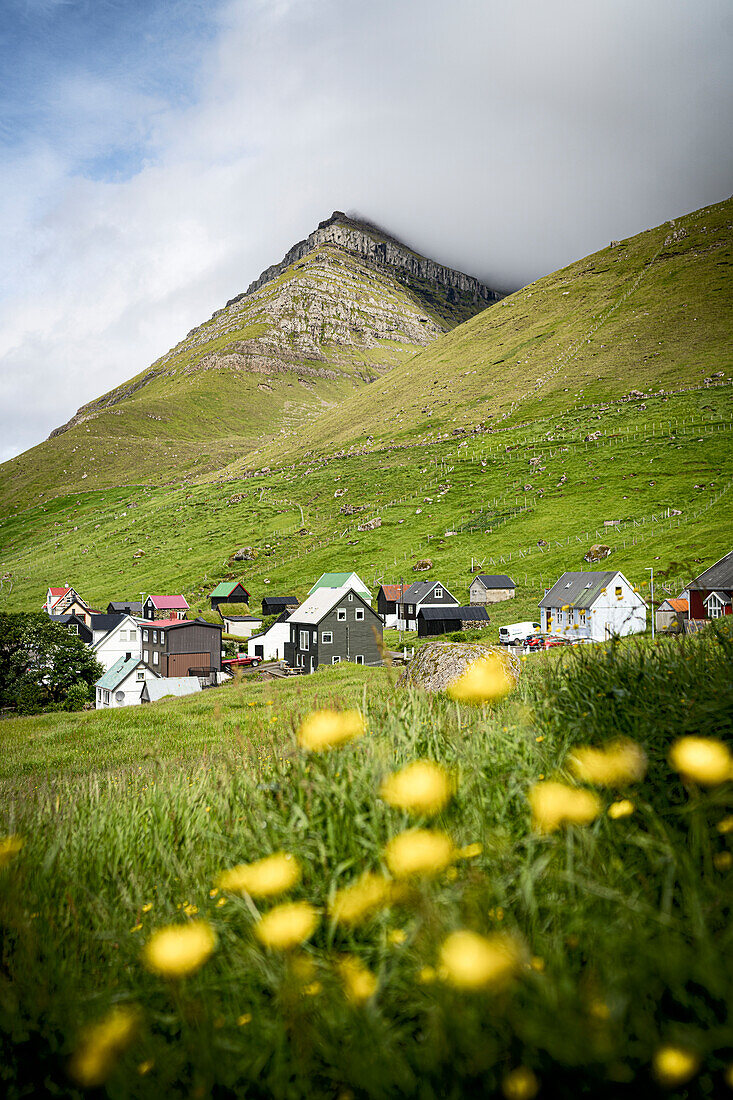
(240, 211, 500, 306)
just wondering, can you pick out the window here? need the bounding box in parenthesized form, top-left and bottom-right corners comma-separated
(153, 651, 159, 665)
(355, 655, 364, 665)
(143, 650, 149, 664)
(435, 587, 443, 598)
(565, 582, 573, 589)
(332, 656, 341, 665)
(299, 630, 309, 650)
(579, 610, 586, 622)
(615, 587, 623, 600)
(348, 593, 353, 602)
(97, 688, 101, 700)
(104, 690, 110, 704)
(136, 671, 145, 681)
(153, 631, 158, 643)
(119, 630, 126, 641)
(129, 630, 137, 641)
(143, 630, 149, 642)
(69, 624, 78, 635)
(337, 609, 346, 621)
(321, 631, 333, 644)
(355, 609, 365, 621)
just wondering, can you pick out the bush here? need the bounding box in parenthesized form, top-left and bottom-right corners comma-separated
(63, 682, 92, 711)
(15, 682, 46, 715)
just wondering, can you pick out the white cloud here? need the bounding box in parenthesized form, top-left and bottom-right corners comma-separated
(1, 0, 731, 462)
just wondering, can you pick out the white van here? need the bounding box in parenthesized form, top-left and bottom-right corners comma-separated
(499, 621, 541, 645)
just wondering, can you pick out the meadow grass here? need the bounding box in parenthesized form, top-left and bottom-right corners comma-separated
(1, 627, 731, 1098)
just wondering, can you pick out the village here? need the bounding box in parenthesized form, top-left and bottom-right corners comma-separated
(41, 548, 732, 710)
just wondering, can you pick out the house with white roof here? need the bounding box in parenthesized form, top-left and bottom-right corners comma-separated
(285, 586, 383, 673)
(538, 570, 646, 641)
(140, 677, 202, 703)
(95, 655, 159, 709)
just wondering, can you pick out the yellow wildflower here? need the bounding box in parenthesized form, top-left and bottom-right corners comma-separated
(717, 816, 733, 834)
(142, 921, 216, 978)
(380, 760, 452, 816)
(237, 1013, 252, 1026)
(529, 781, 601, 833)
(652, 1045, 699, 1087)
(183, 903, 198, 916)
(218, 852, 300, 898)
(455, 842, 482, 859)
(297, 709, 365, 751)
(141, 902, 153, 913)
(69, 1005, 140, 1087)
(330, 872, 393, 926)
(388, 928, 407, 946)
(569, 739, 647, 786)
(384, 829, 454, 878)
(254, 901, 319, 950)
(419, 965, 436, 983)
(137, 1060, 154, 1076)
(714, 851, 732, 871)
(608, 799, 635, 820)
(216, 897, 227, 907)
(130, 923, 143, 933)
(445, 653, 515, 704)
(303, 981, 322, 996)
(439, 930, 523, 991)
(338, 956, 378, 1004)
(0, 835, 23, 868)
(669, 737, 732, 786)
(502, 1066, 539, 1100)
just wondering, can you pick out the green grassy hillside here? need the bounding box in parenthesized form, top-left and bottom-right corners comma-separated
(0, 200, 730, 617)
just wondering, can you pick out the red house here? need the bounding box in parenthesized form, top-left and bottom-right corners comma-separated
(686, 550, 733, 620)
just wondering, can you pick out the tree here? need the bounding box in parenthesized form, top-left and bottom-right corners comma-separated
(0, 613, 104, 711)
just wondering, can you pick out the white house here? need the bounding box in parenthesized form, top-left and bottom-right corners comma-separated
(307, 572, 371, 600)
(247, 614, 291, 661)
(538, 570, 647, 641)
(140, 677, 202, 703)
(396, 580, 459, 631)
(221, 614, 263, 639)
(95, 656, 159, 709)
(91, 614, 142, 672)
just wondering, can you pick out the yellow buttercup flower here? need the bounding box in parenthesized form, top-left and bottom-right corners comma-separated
(297, 709, 365, 751)
(439, 930, 523, 991)
(218, 852, 300, 898)
(455, 842, 483, 859)
(142, 921, 216, 978)
(388, 928, 407, 946)
(717, 816, 733, 834)
(569, 739, 647, 787)
(254, 902, 319, 950)
(384, 829, 454, 878)
(502, 1066, 539, 1100)
(608, 799, 635, 820)
(330, 872, 393, 926)
(68, 1005, 140, 1087)
(652, 1045, 699, 1087)
(669, 737, 732, 786)
(445, 653, 515, 704)
(529, 781, 601, 833)
(380, 761, 452, 816)
(0, 835, 23, 868)
(338, 956, 378, 1004)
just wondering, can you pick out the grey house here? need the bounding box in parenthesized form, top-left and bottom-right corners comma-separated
(284, 587, 383, 673)
(469, 574, 516, 605)
(397, 580, 459, 631)
(417, 605, 491, 637)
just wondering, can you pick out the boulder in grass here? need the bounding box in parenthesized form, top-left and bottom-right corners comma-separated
(400, 641, 520, 695)
(584, 544, 612, 563)
(412, 558, 433, 572)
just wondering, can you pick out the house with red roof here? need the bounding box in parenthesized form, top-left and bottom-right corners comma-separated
(44, 586, 96, 624)
(655, 597, 689, 634)
(142, 594, 189, 621)
(376, 583, 409, 628)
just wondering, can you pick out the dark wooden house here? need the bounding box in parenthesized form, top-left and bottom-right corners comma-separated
(47, 613, 93, 644)
(142, 594, 189, 621)
(140, 618, 222, 677)
(376, 584, 408, 627)
(397, 580, 459, 631)
(262, 595, 299, 616)
(209, 581, 251, 612)
(417, 606, 491, 637)
(107, 600, 143, 616)
(284, 587, 383, 674)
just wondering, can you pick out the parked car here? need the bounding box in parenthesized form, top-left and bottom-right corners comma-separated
(499, 621, 541, 646)
(223, 655, 262, 669)
(524, 635, 546, 651)
(543, 637, 569, 649)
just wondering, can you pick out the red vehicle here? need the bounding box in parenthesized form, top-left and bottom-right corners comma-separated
(524, 635, 546, 651)
(543, 637, 569, 649)
(223, 655, 262, 669)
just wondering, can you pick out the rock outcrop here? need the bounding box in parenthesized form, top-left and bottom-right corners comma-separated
(400, 641, 520, 694)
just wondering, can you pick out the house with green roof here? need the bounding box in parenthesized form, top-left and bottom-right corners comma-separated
(95, 655, 160, 710)
(210, 580, 251, 612)
(307, 572, 370, 600)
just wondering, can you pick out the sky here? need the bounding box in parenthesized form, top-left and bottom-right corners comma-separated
(0, 0, 731, 464)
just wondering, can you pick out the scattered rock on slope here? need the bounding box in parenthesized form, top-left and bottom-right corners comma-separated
(400, 642, 521, 694)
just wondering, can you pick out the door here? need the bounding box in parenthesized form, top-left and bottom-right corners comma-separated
(546, 612, 553, 633)
(255, 645, 264, 658)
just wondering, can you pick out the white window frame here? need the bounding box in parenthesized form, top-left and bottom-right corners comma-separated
(136, 670, 145, 681)
(707, 593, 726, 619)
(355, 655, 364, 665)
(143, 630, 149, 642)
(299, 630, 309, 650)
(119, 630, 126, 641)
(348, 593, 354, 602)
(332, 655, 341, 665)
(615, 587, 623, 601)
(153, 630, 158, 643)
(321, 631, 333, 644)
(153, 651, 159, 665)
(435, 587, 443, 598)
(143, 650, 149, 664)
(337, 609, 346, 621)
(355, 608, 365, 621)
(129, 629, 137, 641)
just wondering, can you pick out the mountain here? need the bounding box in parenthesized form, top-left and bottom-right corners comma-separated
(0, 198, 731, 617)
(0, 212, 500, 509)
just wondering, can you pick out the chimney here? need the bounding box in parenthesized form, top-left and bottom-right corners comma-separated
(125, 652, 132, 660)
